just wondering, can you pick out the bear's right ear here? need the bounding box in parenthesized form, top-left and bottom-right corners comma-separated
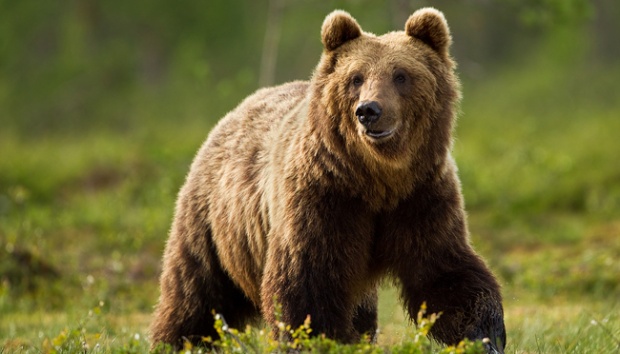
(321, 10, 362, 52)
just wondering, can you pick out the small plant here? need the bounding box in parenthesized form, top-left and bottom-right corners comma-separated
(42, 302, 106, 354)
(174, 302, 485, 354)
(391, 303, 486, 354)
(39, 302, 150, 354)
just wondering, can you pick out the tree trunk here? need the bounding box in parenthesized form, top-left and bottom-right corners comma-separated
(259, 0, 284, 87)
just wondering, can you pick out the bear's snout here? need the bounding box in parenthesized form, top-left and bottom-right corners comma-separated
(355, 101, 382, 127)
(356, 101, 397, 139)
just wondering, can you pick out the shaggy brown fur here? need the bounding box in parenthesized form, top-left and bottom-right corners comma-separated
(150, 7, 506, 353)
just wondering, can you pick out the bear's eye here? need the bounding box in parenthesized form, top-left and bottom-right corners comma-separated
(394, 73, 407, 84)
(351, 75, 364, 87)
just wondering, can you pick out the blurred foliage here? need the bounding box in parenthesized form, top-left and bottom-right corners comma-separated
(1, 0, 618, 134)
(508, 0, 593, 26)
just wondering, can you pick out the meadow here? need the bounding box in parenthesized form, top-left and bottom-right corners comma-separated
(1, 2, 619, 353)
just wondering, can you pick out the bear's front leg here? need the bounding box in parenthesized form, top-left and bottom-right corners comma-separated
(384, 176, 506, 353)
(260, 192, 375, 343)
(399, 251, 506, 353)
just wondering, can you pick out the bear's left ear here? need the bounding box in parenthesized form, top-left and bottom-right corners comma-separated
(405, 8, 451, 57)
(321, 10, 362, 51)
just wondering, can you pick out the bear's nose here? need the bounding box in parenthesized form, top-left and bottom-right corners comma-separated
(355, 101, 382, 126)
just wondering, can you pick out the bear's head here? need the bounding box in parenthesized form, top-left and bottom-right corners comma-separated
(311, 8, 460, 170)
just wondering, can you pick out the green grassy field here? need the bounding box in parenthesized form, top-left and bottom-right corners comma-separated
(2, 33, 620, 353)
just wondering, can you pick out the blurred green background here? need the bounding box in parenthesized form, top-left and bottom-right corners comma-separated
(1, 0, 619, 352)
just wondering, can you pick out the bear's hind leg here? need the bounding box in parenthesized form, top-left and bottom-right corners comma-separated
(352, 289, 378, 342)
(150, 227, 259, 350)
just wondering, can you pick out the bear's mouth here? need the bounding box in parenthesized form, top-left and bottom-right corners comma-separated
(365, 128, 395, 139)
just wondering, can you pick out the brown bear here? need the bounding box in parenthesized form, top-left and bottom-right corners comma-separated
(150, 7, 506, 353)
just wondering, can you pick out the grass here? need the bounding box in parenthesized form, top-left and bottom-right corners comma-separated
(1, 34, 620, 353)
